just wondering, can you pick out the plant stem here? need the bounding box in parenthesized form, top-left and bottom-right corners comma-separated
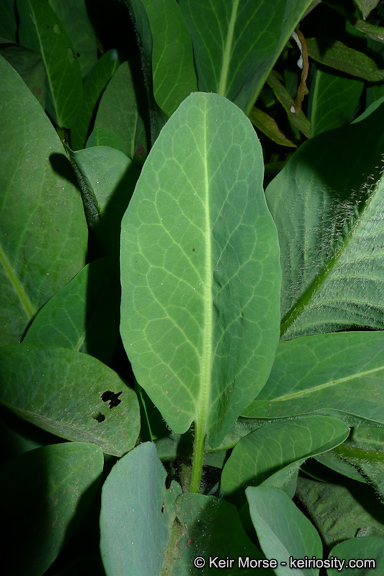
(189, 420, 205, 493)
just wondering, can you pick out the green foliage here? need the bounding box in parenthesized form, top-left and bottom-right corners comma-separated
(2, 0, 384, 574)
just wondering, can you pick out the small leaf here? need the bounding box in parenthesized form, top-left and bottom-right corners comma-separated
(221, 416, 349, 500)
(306, 37, 384, 82)
(250, 108, 297, 148)
(247, 486, 323, 576)
(353, 0, 380, 20)
(70, 49, 120, 150)
(309, 66, 364, 135)
(17, 0, 83, 127)
(0, 0, 17, 41)
(120, 92, 281, 448)
(90, 60, 148, 162)
(0, 343, 140, 456)
(0, 442, 103, 576)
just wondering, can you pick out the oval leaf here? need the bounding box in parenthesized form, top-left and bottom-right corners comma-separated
(0, 343, 140, 456)
(120, 92, 281, 447)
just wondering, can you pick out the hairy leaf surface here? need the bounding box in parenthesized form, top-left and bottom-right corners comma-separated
(120, 92, 281, 447)
(266, 105, 384, 339)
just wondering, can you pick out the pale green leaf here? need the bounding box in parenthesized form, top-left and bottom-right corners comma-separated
(266, 105, 384, 339)
(17, 0, 83, 127)
(247, 485, 323, 576)
(1, 442, 103, 576)
(0, 56, 87, 347)
(178, 0, 314, 114)
(329, 537, 384, 575)
(0, 343, 140, 456)
(353, 0, 380, 20)
(221, 416, 349, 500)
(120, 92, 281, 448)
(243, 332, 384, 426)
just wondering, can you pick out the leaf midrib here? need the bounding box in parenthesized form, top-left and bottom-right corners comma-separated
(217, 0, 239, 97)
(273, 364, 384, 401)
(0, 242, 36, 320)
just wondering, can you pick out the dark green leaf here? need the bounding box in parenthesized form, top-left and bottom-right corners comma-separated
(0, 56, 87, 347)
(120, 92, 281, 448)
(306, 37, 384, 82)
(17, 0, 83, 127)
(353, 0, 380, 20)
(90, 60, 148, 163)
(1, 442, 103, 576)
(0, 343, 140, 456)
(70, 49, 120, 150)
(0, 43, 46, 106)
(48, 0, 97, 78)
(309, 66, 364, 135)
(23, 258, 120, 364)
(0, 0, 17, 42)
(178, 0, 314, 114)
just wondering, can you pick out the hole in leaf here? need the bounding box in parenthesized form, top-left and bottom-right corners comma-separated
(91, 412, 105, 423)
(101, 390, 122, 408)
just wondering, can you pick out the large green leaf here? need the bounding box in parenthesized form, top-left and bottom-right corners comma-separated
(0, 343, 140, 456)
(243, 332, 384, 425)
(141, 0, 197, 116)
(23, 258, 120, 364)
(247, 485, 323, 576)
(309, 66, 364, 135)
(100, 442, 271, 576)
(266, 104, 384, 339)
(120, 92, 281, 449)
(1, 442, 103, 576)
(17, 0, 83, 127)
(0, 56, 87, 347)
(221, 416, 349, 500)
(329, 537, 384, 575)
(178, 0, 314, 114)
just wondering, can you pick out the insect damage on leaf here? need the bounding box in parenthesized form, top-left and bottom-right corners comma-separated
(101, 390, 122, 408)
